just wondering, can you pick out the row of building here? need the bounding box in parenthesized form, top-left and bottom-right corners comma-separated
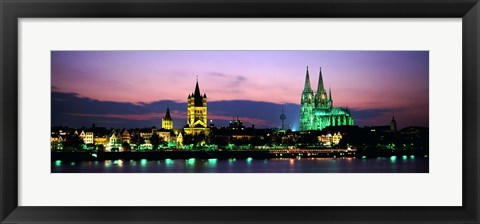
(51, 126, 181, 151)
(51, 125, 346, 151)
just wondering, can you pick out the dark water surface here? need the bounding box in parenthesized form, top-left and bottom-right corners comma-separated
(52, 156, 428, 173)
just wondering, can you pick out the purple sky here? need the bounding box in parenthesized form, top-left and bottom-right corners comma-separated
(51, 51, 429, 129)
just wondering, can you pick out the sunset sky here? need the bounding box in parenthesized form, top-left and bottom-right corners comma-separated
(51, 51, 429, 130)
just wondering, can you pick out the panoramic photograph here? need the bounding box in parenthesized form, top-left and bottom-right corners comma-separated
(51, 50, 429, 173)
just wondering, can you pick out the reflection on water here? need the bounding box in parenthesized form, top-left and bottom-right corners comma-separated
(52, 157, 428, 173)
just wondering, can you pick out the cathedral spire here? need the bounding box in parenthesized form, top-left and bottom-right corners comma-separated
(303, 66, 312, 92)
(329, 86, 332, 101)
(317, 66, 325, 93)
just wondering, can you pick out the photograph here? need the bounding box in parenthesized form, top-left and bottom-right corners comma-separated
(2, 0, 478, 223)
(51, 50, 429, 173)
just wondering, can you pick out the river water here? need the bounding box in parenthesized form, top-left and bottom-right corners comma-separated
(52, 156, 428, 173)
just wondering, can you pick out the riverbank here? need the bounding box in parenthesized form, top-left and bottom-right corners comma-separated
(51, 149, 428, 161)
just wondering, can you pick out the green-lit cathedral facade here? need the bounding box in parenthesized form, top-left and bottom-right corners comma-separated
(300, 66, 354, 131)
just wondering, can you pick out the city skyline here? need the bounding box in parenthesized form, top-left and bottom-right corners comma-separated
(52, 50, 429, 129)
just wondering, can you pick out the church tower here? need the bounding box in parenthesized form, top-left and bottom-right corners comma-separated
(162, 107, 173, 130)
(185, 79, 208, 135)
(300, 66, 315, 131)
(315, 67, 329, 110)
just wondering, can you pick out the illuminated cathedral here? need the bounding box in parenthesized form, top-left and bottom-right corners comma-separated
(184, 79, 210, 135)
(300, 66, 354, 131)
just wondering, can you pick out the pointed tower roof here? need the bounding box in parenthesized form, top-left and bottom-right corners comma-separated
(164, 108, 172, 120)
(193, 79, 204, 106)
(317, 67, 325, 93)
(329, 86, 332, 101)
(194, 80, 201, 98)
(303, 66, 313, 93)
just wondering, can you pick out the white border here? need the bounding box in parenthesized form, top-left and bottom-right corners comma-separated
(19, 18, 462, 206)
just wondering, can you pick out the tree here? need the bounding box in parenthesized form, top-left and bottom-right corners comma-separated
(297, 133, 318, 148)
(182, 134, 194, 146)
(210, 135, 229, 148)
(96, 144, 105, 152)
(131, 133, 145, 151)
(183, 133, 206, 149)
(122, 141, 131, 151)
(149, 134, 164, 151)
(85, 143, 95, 151)
(63, 134, 84, 151)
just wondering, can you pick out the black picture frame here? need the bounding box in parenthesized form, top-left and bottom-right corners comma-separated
(1, 0, 479, 223)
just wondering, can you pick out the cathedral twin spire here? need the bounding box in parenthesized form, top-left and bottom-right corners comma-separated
(300, 67, 354, 131)
(300, 66, 354, 131)
(302, 66, 331, 100)
(303, 66, 313, 93)
(317, 67, 325, 94)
